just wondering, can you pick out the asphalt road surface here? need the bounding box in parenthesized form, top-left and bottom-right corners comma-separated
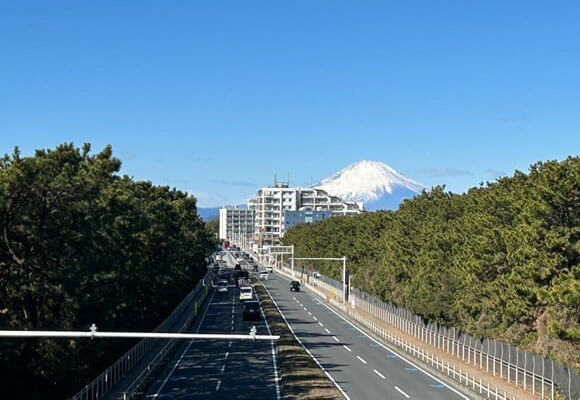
(263, 268, 471, 400)
(145, 254, 280, 400)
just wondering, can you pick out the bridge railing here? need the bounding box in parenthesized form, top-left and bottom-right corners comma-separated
(71, 269, 211, 400)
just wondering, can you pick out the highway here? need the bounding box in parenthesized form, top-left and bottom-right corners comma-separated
(262, 268, 471, 400)
(145, 254, 280, 400)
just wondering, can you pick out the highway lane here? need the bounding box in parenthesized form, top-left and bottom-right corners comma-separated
(145, 254, 280, 400)
(263, 270, 470, 400)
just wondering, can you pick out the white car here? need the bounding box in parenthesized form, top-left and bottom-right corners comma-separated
(265, 266, 273, 273)
(259, 271, 268, 280)
(239, 286, 253, 302)
(217, 280, 229, 293)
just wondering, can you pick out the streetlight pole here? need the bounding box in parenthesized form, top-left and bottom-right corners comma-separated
(342, 256, 347, 304)
(291, 245, 295, 277)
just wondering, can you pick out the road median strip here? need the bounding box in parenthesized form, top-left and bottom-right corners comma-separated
(253, 279, 344, 400)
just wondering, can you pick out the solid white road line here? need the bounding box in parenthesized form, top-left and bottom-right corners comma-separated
(357, 355, 367, 364)
(258, 290, 281, 400)
(153, 289, 216, 396)
(333, 336, 340, 342)
(310, 297, 469, 399)
(343, 345, 352, 352)
(374, 369, 386, 379)
(394, 386, 410, 398)
(260, 281, 351, 400)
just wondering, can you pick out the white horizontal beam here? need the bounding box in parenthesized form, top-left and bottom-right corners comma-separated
(0, 330, 279, 341)
(293, 257, 345, 261)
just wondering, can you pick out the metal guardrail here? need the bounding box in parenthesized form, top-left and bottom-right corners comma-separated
(71, 270, 211, 400)
(351, 287, 579, 400)
(277, 261, 579, 400)
(348, 311, 517, 399)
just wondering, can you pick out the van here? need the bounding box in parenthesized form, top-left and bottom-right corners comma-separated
(239, 286, 253, 302)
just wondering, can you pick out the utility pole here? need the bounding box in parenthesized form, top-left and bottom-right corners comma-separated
(342, 256, 347, 303)
(291, 245, 295, 276)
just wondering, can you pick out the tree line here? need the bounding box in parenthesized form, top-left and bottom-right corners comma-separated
(283, 156, 579, 369)
(0, 143, 217, 399)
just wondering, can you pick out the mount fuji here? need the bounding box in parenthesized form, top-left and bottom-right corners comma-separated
(315, 160, 426, 211)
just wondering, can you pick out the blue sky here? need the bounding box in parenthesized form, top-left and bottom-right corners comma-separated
(1, 1, 579, 207)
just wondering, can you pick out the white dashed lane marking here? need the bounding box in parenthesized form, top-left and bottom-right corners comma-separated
(394, 386, 410, 398)
(357, 355, 367, 364)
(374, 369, 386, 379)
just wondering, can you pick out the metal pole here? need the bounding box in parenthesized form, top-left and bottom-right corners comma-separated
(0, 330, 280, 340)
(342, 256, 347, 304)
(291, 245, 295, 276)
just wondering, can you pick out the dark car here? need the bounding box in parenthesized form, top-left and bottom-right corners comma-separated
(234, 263, 241, 270)
(290, 281, 301, 292)
(234, 269, 249, 279)
(242, 301, 261, 321)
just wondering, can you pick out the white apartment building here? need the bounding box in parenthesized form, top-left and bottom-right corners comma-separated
(248, 180, 362, 247)
(219, 207, 255, 241)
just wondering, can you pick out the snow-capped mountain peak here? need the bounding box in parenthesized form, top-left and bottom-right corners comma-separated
(315, 160, 425, 210)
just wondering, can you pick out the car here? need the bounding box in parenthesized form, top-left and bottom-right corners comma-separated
(259, 271, 268, 280)
(265, 266, 273, 273)
(217, 280, 229, 294)
(242, 301, 261, 320)
(234, 263, 241, 270)
(234, 269, 249, 279)
(290, 281, 300, 292)
(239, 286, 253, 302)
